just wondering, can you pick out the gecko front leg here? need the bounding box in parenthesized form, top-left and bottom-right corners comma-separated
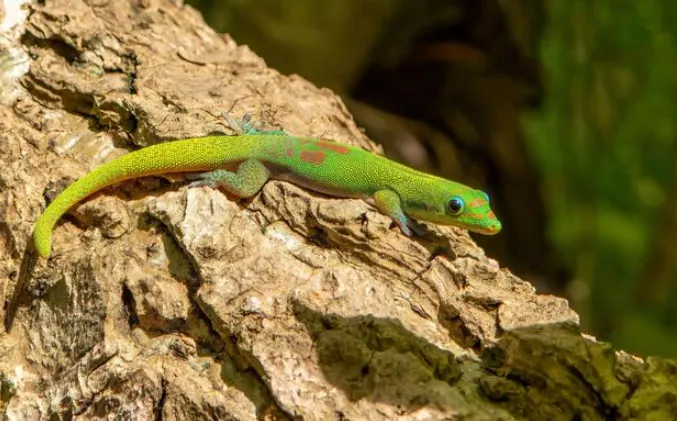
(373, 189, 425, 236)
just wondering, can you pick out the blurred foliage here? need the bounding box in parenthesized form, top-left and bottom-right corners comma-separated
(185, 0, 408, 91)
(186, 0, 677, 357)
(524, 1, 677, 356)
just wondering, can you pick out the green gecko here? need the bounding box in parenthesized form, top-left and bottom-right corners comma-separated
(32, 122, 501, 259)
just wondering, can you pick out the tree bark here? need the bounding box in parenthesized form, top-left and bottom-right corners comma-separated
(0, 1, 674, 420)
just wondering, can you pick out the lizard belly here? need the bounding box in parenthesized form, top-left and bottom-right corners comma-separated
(271, 171, 369, 200)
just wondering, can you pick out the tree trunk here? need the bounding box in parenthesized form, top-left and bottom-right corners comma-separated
(0, 1, 673, 420)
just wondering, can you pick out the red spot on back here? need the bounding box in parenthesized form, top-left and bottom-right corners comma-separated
(286, 148, 295, 157)
(315, 139, 351, 154)
(300, 150, 326, 165)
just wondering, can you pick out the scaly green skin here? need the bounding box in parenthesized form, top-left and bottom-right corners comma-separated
(33, 134, 501, 258)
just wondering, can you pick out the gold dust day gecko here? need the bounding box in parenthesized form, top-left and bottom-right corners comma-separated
(32, 123, 501, 259)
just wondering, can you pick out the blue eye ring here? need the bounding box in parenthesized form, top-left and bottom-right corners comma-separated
(446, 196, 465, 215)
(480, 191, 490, 202)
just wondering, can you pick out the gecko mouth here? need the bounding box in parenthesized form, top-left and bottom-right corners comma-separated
(466, 220, 502, 235)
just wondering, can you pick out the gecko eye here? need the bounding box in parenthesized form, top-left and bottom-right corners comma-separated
(446, 196, 465, 215)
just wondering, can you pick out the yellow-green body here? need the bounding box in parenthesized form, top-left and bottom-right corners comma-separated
(33, 135, 501, 258)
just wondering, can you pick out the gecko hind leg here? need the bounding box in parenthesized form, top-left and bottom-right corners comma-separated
(188, 159, 270, 198)
(223, 112, 288, 136)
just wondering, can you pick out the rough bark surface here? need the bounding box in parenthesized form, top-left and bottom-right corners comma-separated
(0, 1, 674, 420)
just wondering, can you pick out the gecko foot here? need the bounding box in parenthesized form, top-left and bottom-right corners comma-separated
(222, 112, 288, 136)
(407, 219, 427, 237)
(186, 174, 217, 190)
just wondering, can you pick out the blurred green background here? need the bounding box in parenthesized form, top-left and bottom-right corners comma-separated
(185, 0, 677, 358)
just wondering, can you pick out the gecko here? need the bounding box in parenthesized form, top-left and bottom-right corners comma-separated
(32, 121, 501, 259)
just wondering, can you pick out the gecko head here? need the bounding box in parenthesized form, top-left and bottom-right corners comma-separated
(444, 190, 502, 235)
(408, 187, 502, 235)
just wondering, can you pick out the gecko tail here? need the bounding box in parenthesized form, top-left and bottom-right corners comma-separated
(31, 143, 177, 259)
(31, 135, 270, 258)
(32, 161, 131, 259)
(33, 218, 55, 259)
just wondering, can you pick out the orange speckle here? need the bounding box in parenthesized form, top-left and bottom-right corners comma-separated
(300, 150, 326, 165)
(487, 211, 495, 219)
(286, 148, 295, 157)
(315, 139, 350, 154)
(468, 199, 484, 208)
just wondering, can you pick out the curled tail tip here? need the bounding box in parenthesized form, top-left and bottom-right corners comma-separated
(32, 225, 52, 259)
(36, 244, 51, 259)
